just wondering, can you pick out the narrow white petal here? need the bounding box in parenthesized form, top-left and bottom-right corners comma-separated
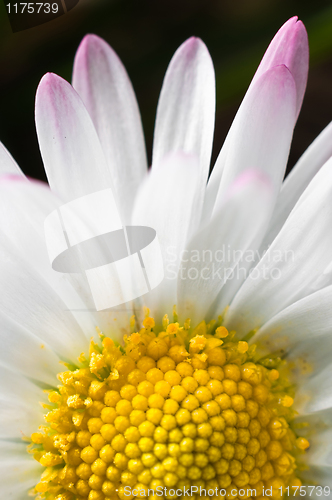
(0, 313, 60, 387)
(0, 176, 133, 341)
(212, 65, 296, 215)
(0, 235, 89, 363)
(261, 121, 332, 250)
(0, 366, 46, 439)
(152, 38, 215, 185)
(0, 142, 24, 177)
(35, 76, 139, 321)
(200, 139, 229, 225)
(224, 157, 332, 335)
(252, 16, 308, 118)
(132, 153, 201, 317)
(0, 442, 42, 497)
(253, 286, 332, 379)
(295, 409, 332, 485)
(205, 17, 308, 221)
(203, 67, 296, 309)
(35, 73, 114, 203)
(0, 178, 100, 337)
(178, 171, 273, 324)
(299, 467, 332, 491)
(295, 364, 332, 414)
(72, 35, 147, 223)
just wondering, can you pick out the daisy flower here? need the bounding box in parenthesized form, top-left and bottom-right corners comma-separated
(1, 15, 332, 500)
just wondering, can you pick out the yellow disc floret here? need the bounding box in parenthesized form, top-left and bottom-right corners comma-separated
(28, 315, 309, 500)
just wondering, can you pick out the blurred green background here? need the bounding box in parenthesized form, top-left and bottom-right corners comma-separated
(0, 0, 332, 181)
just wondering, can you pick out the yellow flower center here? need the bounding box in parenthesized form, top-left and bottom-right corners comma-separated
(29, 314, 309, 500)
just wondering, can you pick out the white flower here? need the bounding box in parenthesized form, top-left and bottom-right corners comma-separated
(1, 15, 332, 499)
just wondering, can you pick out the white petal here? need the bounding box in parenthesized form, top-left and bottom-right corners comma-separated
(0, 235, 89, 363)
(0, 178, 98, 333)
(224, 157, 332, 335)
(203, 66, 297, 312)
(293, 408, 332, 489)
(132, 153, 201, 317)
(295, 363, 332, 414)
(0, 142, 24, 177)
(203, 66, 297, 309)
(177, 171, 273, 324)
(72, 34, 147, 223)
(299, 467, 332, 491)
(281, 408, 332, 489)
(35, 73, 114, 203)
(152, 38, 215, 185)
(0, 312, 60, 387)
(261, 121, 332, 251)
(294, 409, 332, 488)
(35, 76, 139, 322)
(252, 16, 308, 118)
(253, 286, 332, 379)
(0, 175, 132, 342)
(0, 365, 46, 439)
(0, 441, 42, 497)
(212, 65, 296, 216)
(205, 17, 308, 221)
(294, 408, 332, 467)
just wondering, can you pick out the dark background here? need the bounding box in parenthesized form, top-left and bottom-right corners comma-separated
(0, 0, 332, 182)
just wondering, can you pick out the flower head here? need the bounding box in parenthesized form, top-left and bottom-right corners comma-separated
(0, 15, 332, 500)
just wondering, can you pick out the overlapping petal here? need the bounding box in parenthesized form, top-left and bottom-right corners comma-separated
(205, 17, 308, 220)
(132, 153, 201, 317)
(0, 313, 60, 387)
(0, 365, 47, 439)
(0, 177, 99, 334)
(0, 235, 89, 363)
(224, 157, 332, 335)
(252, 286, 332, 378)
(295, 364, 332, 414)
(261, 121, 332, 250)
(152, 37, 215, 185)
(0, 142, 24, 177)
(0, 441, 42, 497)
(35, 73, 113, 203)
(212, 65, 296, 215)
(177, 171, 273, 324)
(300, 467, 332, 491)
(72, 34, 147, 223)
(252, 16, 308, 118)
(295, 409, 332, 486)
